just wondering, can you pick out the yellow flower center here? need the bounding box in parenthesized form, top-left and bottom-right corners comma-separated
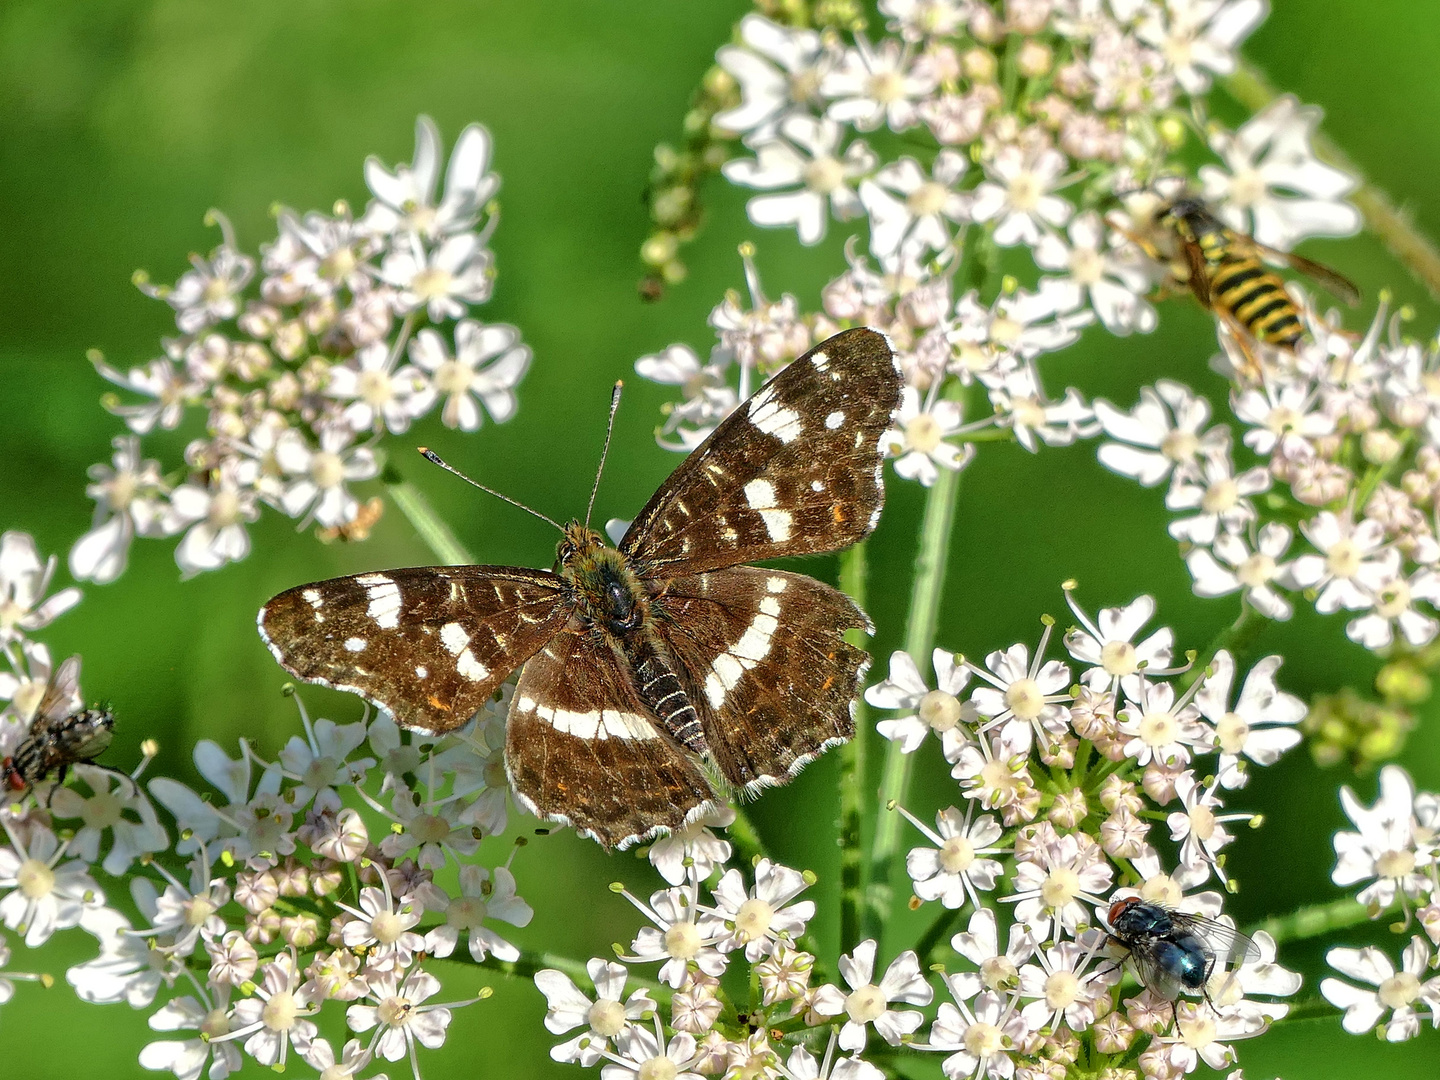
(964, 1021, 1004, 1057)
(1378, 971, 1421, 1009)
(638, 1056, 678, 1080)
(804, 156, 846, 195)
(939, 835, 976, 874)
(587, 998, 627, 1037)
(1005, 678, 1044, 721)
(908, 181, 949, 217)
(1326, 539, 1362, 579)
(410, 266, 454, 301)
(261, 990, 298, 1032)
(664, 921, 701, 959)
(1215, 712, 1251, 754)
(905, 413, 944, 455)
(1200, 477, 1239, 514)
(1101, 641, 1138, 677)
(1045, 970, 1082, 1009)
(734, 898, 776, 942)
(17, 859, 55, 900)
(1040, 865, 1080, 908)
(845, 983, 887, 1024)
(919, 690, 962, 731)
(1139, 710, 1178, 747)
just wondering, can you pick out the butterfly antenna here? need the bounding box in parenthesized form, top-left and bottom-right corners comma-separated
(417, 448, 565, 534)
(584, 381, 623, 529)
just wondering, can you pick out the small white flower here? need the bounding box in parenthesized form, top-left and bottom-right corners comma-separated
(1063, 591, 1180, 700)
(383, 231, 494, 320)
(1035, 211, 1157, 334)
(277, 711, 373, 812)
(602, 1027, 702, 1080)
(423, 864, 532, 963)
(1095, 380, 1230, 487)
(859, 151, 968, 260)
(714, 15, 833, 139)
(138, 984, 242, 1080)
(143, 236, 254, 333)
(50, 765, 168, 876)
(276, 424, 379, 530)
(647, 804, 734, 886)
(535, 959, 657, 1065)
(822, 37, 936, 133)
(346, 964, 468, 1063)
(1321, 936, 1440, 1041)
(969, 144, 1073, 248)
(987, 365, 1097, 454)
(619, 885, 727, 989)
(634, 344, 738, 453)
(92, 352, 196, 434)
(1168, 771, 1256, 883)
(722, 117, 876, 246)
(882, 387, 975, 487)
(812, 939, 933, 1051)
(213, 953, 317, 1068)
(709, 858, 814, 961)
(1002, 833, 1114, 942)
(901, 805, 1007, 910)
(1165, 448, 1271, 544)
(1200, 95, 1361, 250)
(1137, 0, 1268, 94)
(1289, 511, 1397, 613)
(0, 532, 82, 643)
(966, 629, 1072, 755)
(70, 436, 170, 585)
(1233, 375, 1334, 456)
(1332, 765, 1434, 910)
(926, 983, 1031, 1080)
(362, 115, 499, 240)
(1186, 524, 1299, 620)
(298, 1037, 375, 1080)
(0, 820, 103, 947)
(1116, 676, 1211, 769)
(325, 341, 436, 434)
(338, 884, 425, 971)
(1346, 567, 1440, 650)
(1018, 939, 1115, 1033)
(166, 462, 261, 578)
(866, 648, 975, 761)
(408, 320, 530, 431)
(1194, 651, 1306, 787)
(67, 905, 180, 1007)
(949, 907, 1036, 996)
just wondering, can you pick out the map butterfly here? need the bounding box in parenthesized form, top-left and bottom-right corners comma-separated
(258, 327, 902, 847)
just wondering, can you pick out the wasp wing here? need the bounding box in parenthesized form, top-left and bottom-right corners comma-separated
(1250, 241, 1360, 306)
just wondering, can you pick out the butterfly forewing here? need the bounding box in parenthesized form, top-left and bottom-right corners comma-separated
(259, 566, 574, 733)
(621, 327, 902, 574)
(656, 567, 870, 790)
(507, 623, 718, 847)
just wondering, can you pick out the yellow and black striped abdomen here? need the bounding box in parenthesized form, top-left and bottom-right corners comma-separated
(1210, 255, 1304, 348)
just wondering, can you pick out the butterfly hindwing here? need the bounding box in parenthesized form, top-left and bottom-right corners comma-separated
(258, 566, 574, 734)
(656, 567, 870, 790)
(621, 327, 901, 574)
(507, 622, 718, 848)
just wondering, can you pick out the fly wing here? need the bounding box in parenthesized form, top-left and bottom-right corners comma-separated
(35, 655, 83, 724)
(1169, 911, 1262, 968)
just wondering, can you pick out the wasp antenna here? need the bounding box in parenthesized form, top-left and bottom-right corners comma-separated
(417, 447, 564, 534)
(584, 381, 624, 530)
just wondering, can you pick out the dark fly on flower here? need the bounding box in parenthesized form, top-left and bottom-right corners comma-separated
(1105, 896, 1261, 1024)
(2, 655, 115, 798)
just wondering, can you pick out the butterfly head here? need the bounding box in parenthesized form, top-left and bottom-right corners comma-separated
(556, 521, 650, 636)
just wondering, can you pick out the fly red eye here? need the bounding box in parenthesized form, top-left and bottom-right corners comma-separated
(3, 761, 25, 791)
(1108, 897, 1139, 924)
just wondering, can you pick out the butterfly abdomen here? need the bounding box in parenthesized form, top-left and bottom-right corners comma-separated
(630, 638, 707, 755)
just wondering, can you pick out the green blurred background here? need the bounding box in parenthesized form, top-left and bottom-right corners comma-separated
(1, 1, 1438, 1075)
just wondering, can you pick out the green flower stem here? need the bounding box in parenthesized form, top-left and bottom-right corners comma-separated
(382, 463, 474, 566)
(1225, 60, 1440, 301)
(1247, 895, 1397, 945)
(863, 463, 963, 941)
(915, 905, 962, 970)
(838, 541, 871, 951)
(1177, 604, 1269, 691)
(726, 803, 767, 867)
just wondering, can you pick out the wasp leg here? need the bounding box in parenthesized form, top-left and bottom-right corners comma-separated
(1215, 309, 1267, 382)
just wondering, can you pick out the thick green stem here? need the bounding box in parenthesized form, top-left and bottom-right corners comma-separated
(1178, 604, 1269, 690)
(838, 541, 870, 951)
(1225, 60, 1440, 301)
(383, 464, 474, 566)
(1248, 895, 1398, 945)
(863, 464, 962, 941)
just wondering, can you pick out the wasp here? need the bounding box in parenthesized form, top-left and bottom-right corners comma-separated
(1104, 896, 1261, 1026)
(2, 655, 115, 797)
(1114, 194, 1359, 377)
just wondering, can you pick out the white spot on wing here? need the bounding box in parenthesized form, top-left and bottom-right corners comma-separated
(744, 478, 776, 509)
(440, 622, 471, 655)
(810, 351, 829, 370)
(749, 392, 804, 443)
(759, 509, 792, 542)
(456, 648, 489, 682)
(517, 695, 656, 740)
(766, 576, 788, 593)
(361, 575, 402, 629)
(302, 588, 323, 609)
(344, 637, 367, 653)
(811, 480, 824, 492)
(825, 410, 845, 429)
(705, 587, 786, 706)
(415, 665, 428, 679)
